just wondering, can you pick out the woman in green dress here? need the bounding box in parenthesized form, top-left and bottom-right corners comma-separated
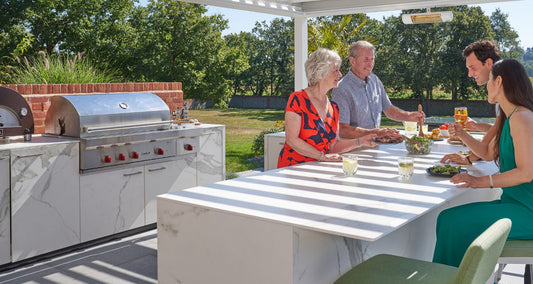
(433, 59, 533, 267)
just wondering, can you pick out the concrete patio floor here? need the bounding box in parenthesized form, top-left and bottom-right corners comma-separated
(0, 226, 526, 284)
(0, 229, 157, 284)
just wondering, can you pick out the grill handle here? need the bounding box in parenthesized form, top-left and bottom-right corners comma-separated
(83, 121, 172, 133)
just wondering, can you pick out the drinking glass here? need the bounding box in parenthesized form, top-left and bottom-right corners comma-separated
(418, 124, 428, 134)
(342, 154, 358, 176)
(403, 121, 417, 136)
(398, 157, 414, 180)
(454, 107, 468, 129)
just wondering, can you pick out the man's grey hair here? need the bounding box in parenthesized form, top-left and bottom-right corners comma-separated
(305, 48, 341, 86)
(349, 40, 375, 58)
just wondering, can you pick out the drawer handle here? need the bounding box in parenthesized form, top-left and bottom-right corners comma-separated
(123, 171, 143, 177)
(0, 157, 8, 161)
(16, 154, 42, 158)
(148, 167, 166, 172)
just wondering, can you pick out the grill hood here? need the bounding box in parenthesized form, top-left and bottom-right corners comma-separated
(45, 93, 171, 138)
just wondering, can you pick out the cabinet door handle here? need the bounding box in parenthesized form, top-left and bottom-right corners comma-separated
(16, 154, 42, 158)
(148, 166, 167, 172)
(0, 157, 8, 161)
(123, 171, 143, 177)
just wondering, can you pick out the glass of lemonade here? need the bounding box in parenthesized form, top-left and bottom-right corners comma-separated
(454, 107, 468, 129)
(420, 124, 428, 134)
(342, 154, 358, 176)
(398, 156, 414, 180)
(403, 121, 417, 136)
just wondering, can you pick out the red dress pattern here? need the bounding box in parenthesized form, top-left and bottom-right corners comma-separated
(277, 90, 339, 168)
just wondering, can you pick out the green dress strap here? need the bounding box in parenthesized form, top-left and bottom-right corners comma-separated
(509, 105, 520, 117)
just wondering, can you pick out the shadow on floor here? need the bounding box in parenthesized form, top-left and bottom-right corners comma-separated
(0, 230, 157, 284)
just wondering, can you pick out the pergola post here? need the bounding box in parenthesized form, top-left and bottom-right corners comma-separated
(294, 15, 308, 91)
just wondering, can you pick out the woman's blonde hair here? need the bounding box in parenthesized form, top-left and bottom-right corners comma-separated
(305, 48, 341, 86)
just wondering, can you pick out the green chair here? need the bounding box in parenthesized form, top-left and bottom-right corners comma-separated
(493, 240, 533, 283)
(334, 218, 512, 284)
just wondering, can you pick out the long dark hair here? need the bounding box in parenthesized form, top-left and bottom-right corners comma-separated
(492, 59, 533, 163)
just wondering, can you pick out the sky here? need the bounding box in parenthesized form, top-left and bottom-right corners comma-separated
(206, 0, 533, 49)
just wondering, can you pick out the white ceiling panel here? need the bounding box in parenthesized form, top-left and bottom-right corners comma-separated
(182, 0, 517, 17)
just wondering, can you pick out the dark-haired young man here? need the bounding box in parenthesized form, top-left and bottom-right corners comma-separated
(441, 40, 501, 165)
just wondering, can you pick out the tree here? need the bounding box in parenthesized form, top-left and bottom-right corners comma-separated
(224, 32, 252, 96)
(0, 0, 33, 69)
(377, 8, 450, 104)
(128, 0, 234, 107)
(376, 5, 519, 105)
(490, 8, 522, 60)
(308, 14, 380, 73)
(439, 6, 495, 101)
(250, 19, 294, 97)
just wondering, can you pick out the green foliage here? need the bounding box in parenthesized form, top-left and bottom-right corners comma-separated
(249, 18, 295, 97)
(126, 1, 234, 107)
(0, 0, 525, 104)
(8, 51, 118, 84)
(308, 14, 381, 73)
(1, 32, 34, 84)
(251, 120, 285, 156)
(376, 5, 521, 106)
(490, 8, 522, 60)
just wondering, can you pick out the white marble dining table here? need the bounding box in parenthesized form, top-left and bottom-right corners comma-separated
(157, 138, 502, 284)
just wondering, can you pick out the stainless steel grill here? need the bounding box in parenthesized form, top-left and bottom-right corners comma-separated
(45, 93, 197, 172)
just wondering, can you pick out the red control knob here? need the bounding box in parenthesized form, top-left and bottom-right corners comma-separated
(132, 152, 139, 159)
(184, 144, 194, 151)
(118, 154, 126, 161)
(157, 148, 165, 155)
(104, 155, 112, 163)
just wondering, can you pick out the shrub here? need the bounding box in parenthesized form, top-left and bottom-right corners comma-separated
(251, 120, 285, 157)
(8, 51, 119, 84)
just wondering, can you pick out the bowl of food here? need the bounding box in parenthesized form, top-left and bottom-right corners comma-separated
(405, 135, 433, 155)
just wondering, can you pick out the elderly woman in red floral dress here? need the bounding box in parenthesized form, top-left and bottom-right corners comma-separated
(278, 48, 377, 168)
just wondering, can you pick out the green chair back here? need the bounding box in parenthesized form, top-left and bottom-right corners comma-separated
(453, 218, 512, 284)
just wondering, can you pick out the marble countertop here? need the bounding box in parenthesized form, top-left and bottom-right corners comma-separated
(0, 135, 78, 151)
(0, 124, 224, 152)
(160, 138, 499, 242)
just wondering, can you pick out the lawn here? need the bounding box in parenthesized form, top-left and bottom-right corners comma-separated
(189, 108, 285, 176)
(189, 108, 404, 178)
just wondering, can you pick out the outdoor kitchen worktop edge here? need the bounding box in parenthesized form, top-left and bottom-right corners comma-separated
(0, 135, 78, 151)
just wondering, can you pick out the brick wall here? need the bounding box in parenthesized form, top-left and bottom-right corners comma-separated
(1, 82, 183, 134)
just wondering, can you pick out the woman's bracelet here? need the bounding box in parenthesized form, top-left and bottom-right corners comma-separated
(356, 138, 360, 147)
(466, 155, 473, 165)
(489, 174, 494, 188)
(319, 152, 324, 161)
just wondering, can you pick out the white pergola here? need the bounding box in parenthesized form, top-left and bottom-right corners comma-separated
(182, 0, 515, 90)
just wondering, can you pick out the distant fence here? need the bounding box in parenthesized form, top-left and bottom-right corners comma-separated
(225, 95, 497, 117)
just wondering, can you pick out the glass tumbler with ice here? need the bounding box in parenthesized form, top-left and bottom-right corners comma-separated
(398, 156, 414, 180)
(342, 154, 358, 176)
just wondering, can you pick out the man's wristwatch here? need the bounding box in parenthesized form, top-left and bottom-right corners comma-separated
(466, 155, 473, 165)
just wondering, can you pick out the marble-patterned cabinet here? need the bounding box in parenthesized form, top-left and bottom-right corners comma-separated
(145, 157, 196, 224)
(264, 132, 285, 171)
(80, 166, 145, 242)
(10, 142, 80, 262)
(0, 151, 10, 265)
(197, 125, 225, 185)
(80, 124, 225, 241)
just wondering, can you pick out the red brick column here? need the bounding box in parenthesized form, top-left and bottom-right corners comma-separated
(0, 83, 183, 134)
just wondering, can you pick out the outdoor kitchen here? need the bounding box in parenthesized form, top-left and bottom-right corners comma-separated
(0, 86, 225, 266)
